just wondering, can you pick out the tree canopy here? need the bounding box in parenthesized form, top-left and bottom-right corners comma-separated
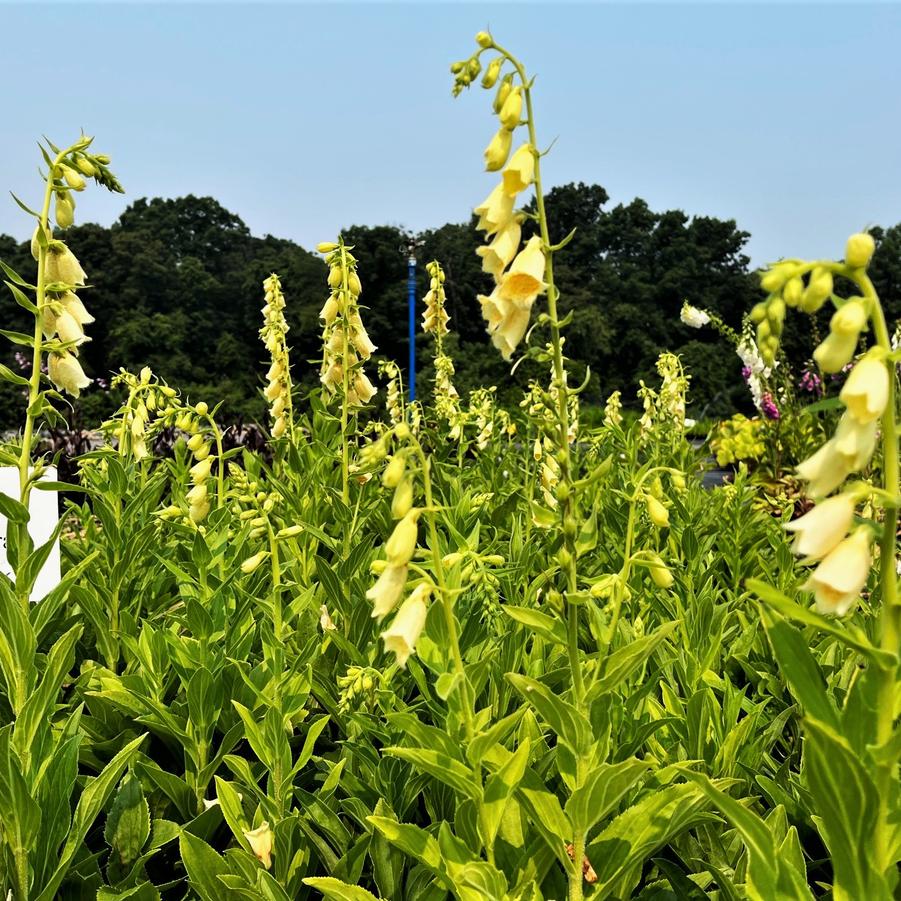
(1, 188, 898, 430)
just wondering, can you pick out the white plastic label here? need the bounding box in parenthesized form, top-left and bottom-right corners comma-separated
(0, 467, 62, 601)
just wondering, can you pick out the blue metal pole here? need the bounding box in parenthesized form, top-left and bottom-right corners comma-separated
(407, 254, 416, 402)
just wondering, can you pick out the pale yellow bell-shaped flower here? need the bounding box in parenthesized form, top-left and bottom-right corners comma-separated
(59, 291, 94, 325)
(243, 822, 274, 869)
(840, 353, 889, 424)
(502, 144, 535, 196)
(499, 236, 547, 305)
(367, 563, 408, 620)
(813, 331, 859, 374)
(476, 219, 521, 280)
(353, 371, 377, 404)
(48, 351, 91, 397)
(474, 183, 515, 235)
(45, 245, 87, 286)
(795, 438, 854, 498)
(802, 527, 872, 616)
(385, 510, 419, 566)
(491, 302, 532, 360)
(833, 412, 878, 470)
(189, 458, 213, 483)
(189, 497, 210, 523)
(478, 286, 506, 332)
(381, 587, 430, 668)
(55, 309, 88, 345)
(264, 379, 282, 402)
(498, 87, 523, 129)
(272, 414, 287, 438)
(319, 295, 340, 324)
(484, 127, 513, 171)
(784, 493, 855, 561)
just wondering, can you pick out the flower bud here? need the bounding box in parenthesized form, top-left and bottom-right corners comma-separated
(328, 266, 343, 290)
(845, 232, 875, 270)
(759, 267, 788, 294)
(493, 76, 513, 113)
(385, 510, 419, 566)
(499, 87, 523, 129)
(277, 525, 304, 539)
(646, 495, 670, 528)
(391, 477, 414, 519)
(475, 30, 492, 48)
(800, 267, 833, 314)
(241, 551, 268, 574)
(317, 241, 338, 253)
(783, 276, 803, 307)
(830, 299, 868, 337)
(61, 165, 85, 191)
(648, 555, 674, 589)
(74, 155, 96, 177)
(382, 454, 406, 488)
(243, 822, 273, 869)
(484, 127, 513, 171)
(195, 401, 209, 416)
(348, 271, 362, 296)
(481, 57, 503, 88)
(55, 194, 74, 229)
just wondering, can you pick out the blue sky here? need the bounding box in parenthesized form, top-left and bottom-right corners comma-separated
(1, 2, 899, 267)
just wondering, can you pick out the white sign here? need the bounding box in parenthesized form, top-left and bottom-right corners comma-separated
(0, 466, 62, 601)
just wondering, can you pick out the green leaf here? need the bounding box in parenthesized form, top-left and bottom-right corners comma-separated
(0, 258, 33, 287)
(179, 831, 233, 901)
(506, 673, 591, 751)
(104, 770, 151, 868)
(0, 492, 30, 525)
(0, 363, 29, 386)
(502, 605, 567, 645)
(384, 746, 481, 802)
(684, 772, 813, 900)
(589, 621, 680, 698)
(302, 878, 382, 901)
(565, 758, 650, 835)
(749, 579, 895, 668)
(6, 281, 38, 314)
(367, 816, 443, 874)
(35, 734, 146, 901)
(479, 739, 530, 850)
(760, 608, 840, 729)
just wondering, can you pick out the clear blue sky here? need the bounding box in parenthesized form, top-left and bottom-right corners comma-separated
(2, 2, 899, 267)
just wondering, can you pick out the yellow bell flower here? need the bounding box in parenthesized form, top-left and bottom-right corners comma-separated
(795, 438, 853, 498)
(243, 822, 274, 869)
(272, 414, 287, 438)
(45, 245, 87, 286)
(319, 295, 340, 324)
(48, 351, 91, 397)
(503, 144, 535, 196)
(813, 331, 858, 374)
(55, 309, 88, 345)
(840, 353, 889, 424)
(833, 412, 878, 470)
(59, 291, 94, 325)
(366, 562, 408, 620)
(385, 510, 419, 566)
(478, 288, 531, 360)
(499, 236, 547, 304)
(802, 527, 872, 616)
(476, 219, 521, 281)
(353, 371, 377, 404)
(484, 127, 514, 171)
(499, 86, 523, 129)
(381, 588, 430, 668)
(474, 182, 515, 236)
(189, 458, 213, 483)
(783, 493, 855, 561)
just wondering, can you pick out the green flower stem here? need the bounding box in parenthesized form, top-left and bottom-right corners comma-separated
(495, 42, 585, 711)
(412, 434, 475, 743)
(338, 243, 352, 506)
(856, 272, 899, 875)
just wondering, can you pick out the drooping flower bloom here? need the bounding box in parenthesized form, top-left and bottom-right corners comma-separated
(502, 144, 535, 196)
(839, 353, 889, 425)
(474, 183, 515, 236)
(243, 822, 274, 869)
(48, 351, 91, 397)
(484, 127, 513, 171)
(385, 510, 420, 566)
(680, 303, 710, 329)
(802, 527, 872, 616)
(476, 219, 521, 281)
(367, 563, 408, 621)
(498, 236, 547, 304)
(784, 493, 856, 561)
(381, 589, 430, 668)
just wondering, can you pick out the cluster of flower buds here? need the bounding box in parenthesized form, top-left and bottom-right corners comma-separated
(318, 241, 377, 408)
(259, 273, 293, 440)
(452, 32, 546, 360)
(178, 402, 215, 523)
(379, 360, 404, 427)
(603, 390, 623, 428)
(104, 367, 179, 460)
(365, 439, 430, 668)
(336, 665, 379, 713)
(638, 353, 691, 444)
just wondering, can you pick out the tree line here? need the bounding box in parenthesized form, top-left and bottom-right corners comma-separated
(1, 183, 898, 430)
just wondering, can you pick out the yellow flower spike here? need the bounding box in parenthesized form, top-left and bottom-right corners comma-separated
(385, 510, 420, 566)
(845, 232, 875, 270)
(784, 493, 856, 561)
(476, 219, 522, 280)
(243, 821, 274, 869)
(474, 182, 515, 235)
(484, 127, 514, 171)
(502, 144, 535, 196)
(367, 563, 408, 620)
(499, 86, 523, 129)
(802, 527, 873, 616)
(840, 353, 889, 424)
(240, 551, 269, 575)
(48, 351, 91, 397)
(499, 236, 547, 304)
(380, 586, 431, 668)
